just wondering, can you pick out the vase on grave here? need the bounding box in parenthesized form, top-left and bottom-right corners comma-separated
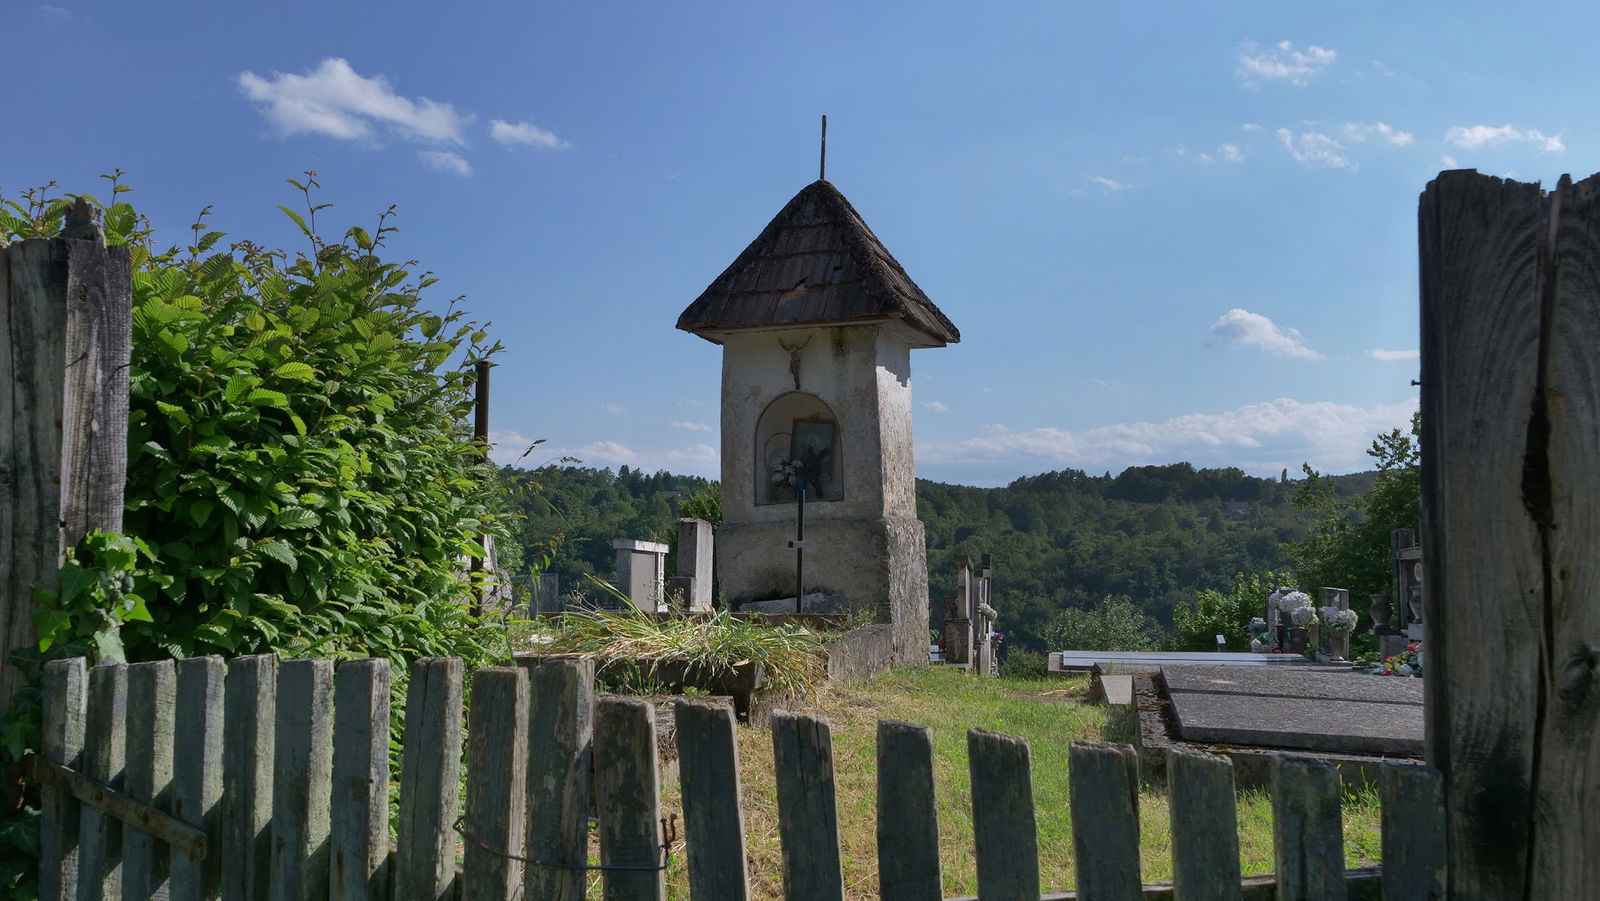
(1289, 627, 1307, 655)
(1330, 629, 1351, 662)
(1408, 592, 1423, 627)
(1369, 593, 1395, 634)
(1304, 624, 1322, 661)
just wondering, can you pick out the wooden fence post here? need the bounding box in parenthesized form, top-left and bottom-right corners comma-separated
(172, 655, 224, 901)
(223, 654, 276, 901)
(1068, 742, 1141, 901)
(772, 711, 844, 901)
(1166, 748, 1241, 901)
(331, 658, 391, 901)
(1270, 754, 1344, 901)
(876, 719, 941, 901)
(0, 202, 132, 709)
(124, 660, 176, 898)
(594, 696, 665, 901)
(40, 657, 85, 901)
(463, 666, 529, 901)
(272, 659, 334, 901)
(78, 663, 126, 899)
(676, 698, 750, 901)
(1380, 762, 1445, 899)
(968, 728, 1039, 901)
(396, 658, 463, 901)
(519, 656, 593, 901)
(1419, 169, 1600, 896)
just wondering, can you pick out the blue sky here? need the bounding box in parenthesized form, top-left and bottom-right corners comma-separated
(6, 1, 1592, 485)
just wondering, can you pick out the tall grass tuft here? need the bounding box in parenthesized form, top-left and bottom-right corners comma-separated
(542, 609, 826, 692)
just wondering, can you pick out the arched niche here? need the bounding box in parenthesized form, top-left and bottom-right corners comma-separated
(755, 391, 842, 504)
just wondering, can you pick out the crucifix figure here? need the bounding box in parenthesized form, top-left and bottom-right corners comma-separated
(778, 336, 811, 390)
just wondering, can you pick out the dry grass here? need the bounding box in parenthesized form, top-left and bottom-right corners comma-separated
(646, 666, 1384, 899)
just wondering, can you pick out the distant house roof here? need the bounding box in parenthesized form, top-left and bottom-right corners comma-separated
(677, 180, 960, 346)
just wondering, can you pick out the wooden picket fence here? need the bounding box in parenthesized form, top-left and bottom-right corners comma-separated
(36, 652, 1445, 900)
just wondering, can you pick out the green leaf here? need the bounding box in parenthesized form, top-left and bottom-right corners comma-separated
(189, 498, 214, 527)
(277, 205, 311, 237)
(273, 362, 315, 381)
(274, 508, 321, 530)
(246, 388, 289, 408)
(255, 540, 298, 572)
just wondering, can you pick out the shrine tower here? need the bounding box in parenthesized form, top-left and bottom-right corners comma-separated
(677, 179, 959, 664)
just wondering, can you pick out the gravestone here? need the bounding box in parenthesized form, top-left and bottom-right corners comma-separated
(534, 572, 560, 615)
(675, 518, 714, 612)
(613, 539, 668, 612)
(677, 179, 960, 664)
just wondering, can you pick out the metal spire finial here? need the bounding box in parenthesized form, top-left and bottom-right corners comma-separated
(820, 115, 827, 181)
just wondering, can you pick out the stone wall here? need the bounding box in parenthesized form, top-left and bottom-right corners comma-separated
(823, 624, 899, 683)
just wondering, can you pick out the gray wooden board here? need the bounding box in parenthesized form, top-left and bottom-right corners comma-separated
(1068, 742, 1141, 901)
(968, 728, 1040, 901)
(271, 659, 334, 901)
(1380, 762, 1445, 900)
(331, 659, 391, 901)
(1053, 652, 1313, 672)
(396, 658, 463, 901)
(125, 660, 176, 899)
(1161, 665, 1423, 706)
(771, 710, 843, 901)
(1167, 748, 1241, 901)
(876, 719, 941, 901)
(675, 699, 750, 901)
(222, 655, 276, 901)
(594, 696, 664, 901)
(41, 658, 86, 901)
(1166, 692, 1422, 756)
(519, 657, 593, 901)
(462, 667, 529, 901)
(1271, 754, 1346, 901)
(171, 656, 224, 901)
(80, 663, 126, 900)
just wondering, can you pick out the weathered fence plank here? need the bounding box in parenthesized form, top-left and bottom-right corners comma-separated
(396, 657, 463, 901)
(0, 208, 132, 710)
(876, 719, 941, 901)
(1068, 742, 1141, 901)
(41, 657, 86, 901)
(271, 659, 334, 901)
(519, 656, 593, 901)
(222, 654, 276, 901)
(1418, 169, 1600, 897)
(79, 663, 126, 901)
(968, 728, 1039, 901)
(171, 656, 223, 901)
(1167, 748, 1241, 901)
(1271, 754, 1345, 901)
(1380, 762, 1444, 900)
(675, 698, 749, 901)
(462, 666, 529, 901)
(124, 660, 176, 899)
(772, 710, 843, 901)
(594, 696, 665, 901)
(331, 659, 391, 901)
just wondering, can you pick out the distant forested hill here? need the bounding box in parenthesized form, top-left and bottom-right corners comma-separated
(499, 462, 1376, 650)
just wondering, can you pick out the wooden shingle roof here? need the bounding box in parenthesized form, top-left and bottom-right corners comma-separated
(677, 180, 960, 346)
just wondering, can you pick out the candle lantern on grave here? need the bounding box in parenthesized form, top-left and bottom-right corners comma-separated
(677, 176, 959, 664)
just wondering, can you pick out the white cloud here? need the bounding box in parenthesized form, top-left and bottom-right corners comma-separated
(1088, 175, 1124, 192)
(489, 118, 569, 149)
(1237, 40, 1336, 87)
(1342, 121, 1413, 146)
(39, 4, 70, 17)
(553, 441, 719, 477)
(1441, 155, 1459, 168)
(486, 430, 546, 467)
(1367, 349, 1420, 361)
(1241, 123, 1264, 133)
(1219, 143, 1245, 163)
(1091, 377, 1129, 390)
(598, 402, 626, 414)
(238, 58, 469, 145)
(1179, 144, 1245, 165)
(1372, 60, 1396, 77)
(419, 150, 472, 176)
(918, 397, 1417, 479)
(669, 420, 711, 431)
(1444, 124, 1565, 153)
(1276, 129, 1353, 169)
(1209, 308, 1323, 360)
(923, 401, 948, 413)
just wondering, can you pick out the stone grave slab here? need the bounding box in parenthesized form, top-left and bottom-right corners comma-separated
(1163, 664, 1424, 757)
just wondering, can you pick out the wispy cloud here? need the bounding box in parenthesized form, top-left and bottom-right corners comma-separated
(1179, 143, 1246, 164)
(1237, 40, 1336, 87)
(419, 150, 472, 176)
(489, 118, 569, 149)
(1444, 124, 1565, 153)
(1088, 175, 1125, 192)
(1342, 121, 1413, 146)
(669, 420, 711, 431)
(1441, 154, 1460, 168)
(238, 58, 469, 145)
(39, 4, 69, 17)
(1367, 349, 1420, 361)
(1241, 123, 1264, 133)
(923, 401, 948, 413)
(598, 403, 626, 414)
(553, 441, 718, 477)
(1276, 129, 1353, 169)
(919, 397, 1417, 479)
(1209, 308, 1323, 360)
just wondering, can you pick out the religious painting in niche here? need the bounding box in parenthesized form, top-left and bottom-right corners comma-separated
(791, 420, 836, 496)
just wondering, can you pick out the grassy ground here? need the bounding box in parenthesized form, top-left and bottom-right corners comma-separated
(644, 665, 1383, 899)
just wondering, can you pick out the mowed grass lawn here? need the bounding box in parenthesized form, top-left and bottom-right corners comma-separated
(653, 666, 1382, 900)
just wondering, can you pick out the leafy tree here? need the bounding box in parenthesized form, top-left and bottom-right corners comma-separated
(1041, 596, 1160, 652)
(1169, 571, 1287, 651)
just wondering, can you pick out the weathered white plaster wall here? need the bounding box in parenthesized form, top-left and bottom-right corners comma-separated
(717, 322, 930, 664)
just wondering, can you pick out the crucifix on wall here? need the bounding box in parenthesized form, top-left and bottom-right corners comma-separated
(778, 336, 811, 390)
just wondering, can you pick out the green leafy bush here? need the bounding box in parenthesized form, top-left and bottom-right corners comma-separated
(998, 647, 1049, 680)
(1168, 571, 1286, 651)
(1041, 595, 1161, 652)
